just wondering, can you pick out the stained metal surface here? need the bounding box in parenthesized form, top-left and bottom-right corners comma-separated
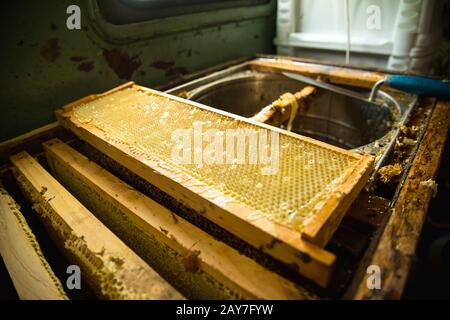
(187, 71, 400, 150)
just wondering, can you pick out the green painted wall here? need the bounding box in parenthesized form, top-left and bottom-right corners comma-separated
(0, 1, 276, 142)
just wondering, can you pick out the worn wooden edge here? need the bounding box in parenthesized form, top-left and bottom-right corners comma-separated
(351, 100, 450, 299)
(44, 138, 319, 299)
(0, 122, 73, 168)
(302, 155, 375, 247)
(248, 59, 385, 89)
(248, 58, 415, 105)
(155, 56, 253, 91)
(0, 182, 68, 300)
(10, 151, 184, 300)
(0, 122, 60, 150)
(60, 81, 135, 114)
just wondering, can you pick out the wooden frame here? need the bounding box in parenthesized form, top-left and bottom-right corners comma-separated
(10, 151, 183, 300)
(44, 138, 317, 299)
(55, 82, 374, 287)
(349, 100, 450, 299)
(249, 58, 385, 89)
(0, 183, 68, 300)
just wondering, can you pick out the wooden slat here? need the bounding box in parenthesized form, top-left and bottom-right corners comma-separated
(249, 59, 385, 89)
(0, 183, 68, 300)
(10, 151, 184, 300)
(44, 138, 318, 299)
(352, 100, 450, 299)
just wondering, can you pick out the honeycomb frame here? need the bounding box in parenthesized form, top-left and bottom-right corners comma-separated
(56, 82, 373, 286)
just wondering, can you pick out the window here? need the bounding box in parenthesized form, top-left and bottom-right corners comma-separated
(97, 0, 270, 25)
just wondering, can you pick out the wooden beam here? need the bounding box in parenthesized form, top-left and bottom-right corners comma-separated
(10, 151, 184, 300)
(0, 183, 68, 300)
(0, 122, 72, 168)
(249, 59, 385, 89)
(43, 138, 318, 299)
(352, 100, 450, 299)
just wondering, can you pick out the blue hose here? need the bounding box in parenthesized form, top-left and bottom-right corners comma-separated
(386, 75, 450, 100)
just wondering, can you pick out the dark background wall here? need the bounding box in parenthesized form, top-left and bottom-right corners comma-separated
(0, 0, 276, 142)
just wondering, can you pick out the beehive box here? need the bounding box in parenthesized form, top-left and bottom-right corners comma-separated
(56, 82, 374, 286)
